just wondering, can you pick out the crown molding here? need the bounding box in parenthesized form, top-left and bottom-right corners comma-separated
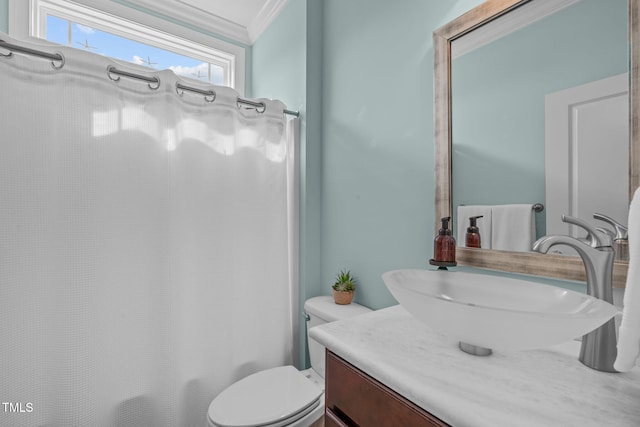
(247, 0, 290, 44)
(120, 0, 289, 46)
(121, 0, 249, 44)
(452, 0, 582, 59)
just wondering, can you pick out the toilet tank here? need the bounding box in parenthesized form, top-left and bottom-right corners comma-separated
(304, 296, 371, 378)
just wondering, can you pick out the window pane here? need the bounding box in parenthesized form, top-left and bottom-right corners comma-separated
(210, 64, 224, 86)
(45, 19, 225, 85)
(46, 15, 69, 46)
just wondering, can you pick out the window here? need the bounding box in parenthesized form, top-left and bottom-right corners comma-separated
(8, 0, 246, 93)
(45, 14, 226, 85)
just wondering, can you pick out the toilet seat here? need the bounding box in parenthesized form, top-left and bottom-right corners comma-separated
(207, 366, 323, 427)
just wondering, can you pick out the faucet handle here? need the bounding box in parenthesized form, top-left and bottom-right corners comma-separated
(593, 212, 628, 240)
(561, 214, 613, 248)
(597, 227, 616, 239)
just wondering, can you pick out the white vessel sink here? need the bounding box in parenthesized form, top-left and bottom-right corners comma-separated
(382, 269, 620, 352)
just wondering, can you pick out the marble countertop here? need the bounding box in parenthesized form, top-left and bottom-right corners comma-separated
(309, 305, 640, 427)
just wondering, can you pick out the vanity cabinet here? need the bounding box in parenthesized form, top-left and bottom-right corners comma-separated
(325, 350, 449, 427)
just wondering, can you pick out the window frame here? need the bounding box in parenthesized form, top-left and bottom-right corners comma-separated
(8, 0, 246, 94)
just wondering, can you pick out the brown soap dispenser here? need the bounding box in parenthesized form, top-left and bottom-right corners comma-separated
(466, 215, 483, 248)
(433, 216, 456, 264)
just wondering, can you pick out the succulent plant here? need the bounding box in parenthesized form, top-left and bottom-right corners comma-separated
(332, 269, 356, 292)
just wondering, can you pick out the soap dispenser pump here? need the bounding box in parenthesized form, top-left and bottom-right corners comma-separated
(466, 215, 483, 248)
(431, 216, 456, 266)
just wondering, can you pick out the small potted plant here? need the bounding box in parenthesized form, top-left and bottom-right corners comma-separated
(332, 269, 356, 305)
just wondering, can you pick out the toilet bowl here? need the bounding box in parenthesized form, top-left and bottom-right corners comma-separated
(206, 296, 371, 427)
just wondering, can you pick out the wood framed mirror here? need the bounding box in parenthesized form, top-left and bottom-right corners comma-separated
(434, 0, 639, 287)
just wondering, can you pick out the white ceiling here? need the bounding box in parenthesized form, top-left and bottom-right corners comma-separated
(125, 0, 290, 45)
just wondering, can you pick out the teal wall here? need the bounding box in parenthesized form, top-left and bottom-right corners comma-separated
(251, 0, 305, 105)
(451, 0, 628, 236)
(253, 0, 490, 311)
(317, 0, 483, 310)
(252, 0, 488, 367)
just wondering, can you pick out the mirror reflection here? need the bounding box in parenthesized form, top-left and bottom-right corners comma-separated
(450, 0, 628, 255)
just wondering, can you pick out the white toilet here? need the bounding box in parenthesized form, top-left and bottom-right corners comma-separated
(207, 296, 371, 427)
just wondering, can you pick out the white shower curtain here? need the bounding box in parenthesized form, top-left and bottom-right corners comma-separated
(0, 35, 298, 427)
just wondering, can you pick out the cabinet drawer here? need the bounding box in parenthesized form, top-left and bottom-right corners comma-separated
(325, 350, 449, 427)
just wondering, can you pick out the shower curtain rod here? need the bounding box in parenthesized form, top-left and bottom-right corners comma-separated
(0, 39, 300, 118)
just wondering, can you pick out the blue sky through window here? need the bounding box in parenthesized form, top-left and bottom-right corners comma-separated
(46, 15, 224, 85)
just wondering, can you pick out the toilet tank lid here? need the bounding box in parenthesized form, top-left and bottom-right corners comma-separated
(304, 296, 371, 322)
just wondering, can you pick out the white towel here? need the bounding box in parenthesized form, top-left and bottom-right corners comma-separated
(614, 187, 640, 372)
(490, 204, 536, 252)
(456, 205, 492, 248)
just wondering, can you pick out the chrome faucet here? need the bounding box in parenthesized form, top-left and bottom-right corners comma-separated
(532, 214, 617, 373)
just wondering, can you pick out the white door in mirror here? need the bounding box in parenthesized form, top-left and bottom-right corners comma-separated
(545, 73, 628, 253)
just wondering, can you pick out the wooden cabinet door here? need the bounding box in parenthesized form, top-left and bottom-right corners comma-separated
(325, 351, 449, 427)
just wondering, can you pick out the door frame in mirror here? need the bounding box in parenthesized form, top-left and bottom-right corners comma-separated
(433, 0, 638, 287)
